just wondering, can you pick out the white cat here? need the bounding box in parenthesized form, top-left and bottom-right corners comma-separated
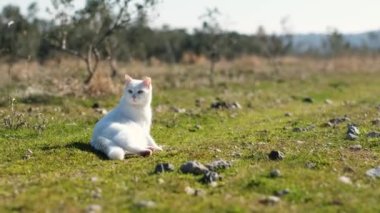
(90, 75, 162, 160)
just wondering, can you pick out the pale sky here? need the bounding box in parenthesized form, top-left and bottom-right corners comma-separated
(0, 0, 379, 34)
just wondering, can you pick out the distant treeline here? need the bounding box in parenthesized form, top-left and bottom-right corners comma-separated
(0, 3, 373, 65)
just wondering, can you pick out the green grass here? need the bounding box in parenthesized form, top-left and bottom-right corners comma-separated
(1, 71, 380, 212)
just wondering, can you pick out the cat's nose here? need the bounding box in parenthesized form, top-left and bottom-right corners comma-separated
(132, 95, 136, 100)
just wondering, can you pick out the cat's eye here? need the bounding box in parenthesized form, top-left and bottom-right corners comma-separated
(137, 90, 144, 94)
(128, 89, 133, 94)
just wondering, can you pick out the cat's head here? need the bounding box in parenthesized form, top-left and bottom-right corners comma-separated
(123, 74, 152, 106)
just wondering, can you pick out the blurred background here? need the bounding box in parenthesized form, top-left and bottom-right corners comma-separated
(0, 0, 379, 95)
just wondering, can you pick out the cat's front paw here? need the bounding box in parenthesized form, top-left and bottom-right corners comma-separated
(148, 146, 163, 152)
(139, 149, 153, 157)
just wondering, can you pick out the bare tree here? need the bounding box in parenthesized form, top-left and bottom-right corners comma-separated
(46, 0, 157, 84)
(199, 7, 223, 86)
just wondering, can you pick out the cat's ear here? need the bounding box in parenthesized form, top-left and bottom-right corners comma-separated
(143, 76, 151, 88)
(125, 74, 133, 85)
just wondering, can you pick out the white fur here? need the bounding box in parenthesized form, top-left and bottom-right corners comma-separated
(90, 77, 162, 160)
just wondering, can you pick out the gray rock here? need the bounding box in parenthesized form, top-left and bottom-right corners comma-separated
(274, 189, 290, 197)
(268, 150, 285, 160)
(85, 204, 102, 213)
(259, 196, 281, 205)
(346, 124, 360, 140)
(180, 161, 209, 175)
(269, 169, 281, 178)
(184, 186, 206, 196)
(325, 99, 333, 105)
(305, 162, 317, 169)
(367, 131, 380, 138)
(302, 97, 314, 103)
(201, 171, 221, 184)
(206, 160, 231, 171)
(284, 112, 292, 117)
(366, 166, 380, 178)
(210, 99, 242, 110)
(347, 133, 359, 140)
(135, 200, 156, 208)
(154, 163, 175, 174)
(349, 144, 362, 151)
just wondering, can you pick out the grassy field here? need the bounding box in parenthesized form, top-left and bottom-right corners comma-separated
(1, 64, 380, 212)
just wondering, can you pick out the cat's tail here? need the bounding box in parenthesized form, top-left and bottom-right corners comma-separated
(91, 137, 125, 160)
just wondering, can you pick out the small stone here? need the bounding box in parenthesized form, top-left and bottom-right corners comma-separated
(284, 112, 292, 117)
(94, 108, 107, 115)
(172, 107, 186, 113)
(231, 152, 242, 158)
(325, 99, 333, 105)
(347, 124, 360, 135)
(206, 160, 231, 171)
(302, 97, 314, 103)
(90, 176, 99, 182)
(347, 133, 359, 140)
(349, 144, 362, 151)
(23, 149, 33, 160)
(184, 186, 195, 195)
(189, 125, 202, 132)
(305, 162, 317, 169)
(259, 196, 280, 205)
(269, 169, 281, 178)
(268, 150, 285, 160)
(135, 200, 156, 208)
(346, 124, 360, 140)
(201, 171, 221, 184)
(367, 131, 380, 138)
(158, 178, 165, 184)
(339, 176, 352, 184)
(274, 189, 290, 197)
(209, 181, 218, 187)
(85, 204, 102, 213)
(295, 140, 305, 145)
(371, 118, 380, 125)
(180, 161, 209, 175)
(366, 166, 380, 178)
(210, 99, 242, 110)
(154, 163, 175, 174)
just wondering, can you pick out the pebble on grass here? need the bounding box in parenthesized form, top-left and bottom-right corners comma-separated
(269, 169, 281, 178)
(366, 166, 380, 178)
(180, 161, 209, 175)
(135, 200, 156, 208)
(268, 150, 285, 160)
(206, 160, 231, 171)
(346, 124, 360, 140)
(201, 171, 221, 184)
(259, 196, 281, 205)
(85, 204, 102, 213)
(154, 163, 175, 174)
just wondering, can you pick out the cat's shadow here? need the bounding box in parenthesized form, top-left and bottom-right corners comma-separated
(41, 141, 108, 160)
(41, 141, 143, 160)
(66, 141, 108, 160)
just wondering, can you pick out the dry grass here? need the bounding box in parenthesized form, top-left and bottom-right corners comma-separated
(1, 55, 380, 98)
